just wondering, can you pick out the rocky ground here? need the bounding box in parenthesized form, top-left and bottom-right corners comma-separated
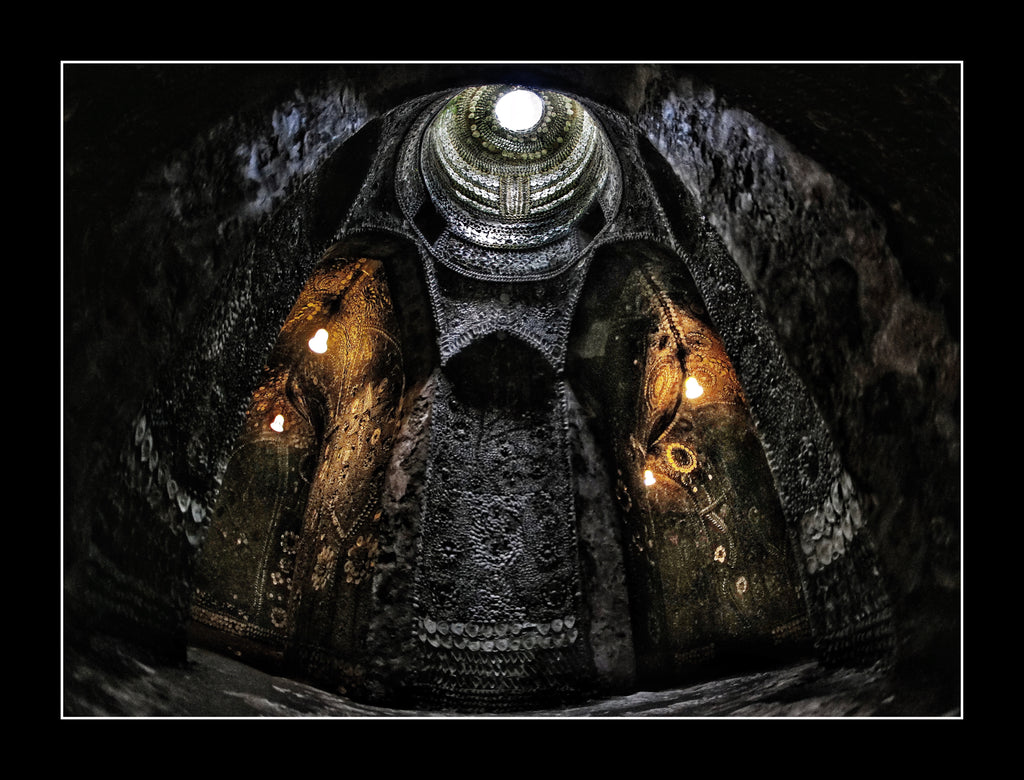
(63, 637, 960, 720)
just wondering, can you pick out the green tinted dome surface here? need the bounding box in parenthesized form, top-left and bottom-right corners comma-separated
(421, 84, 611, 249)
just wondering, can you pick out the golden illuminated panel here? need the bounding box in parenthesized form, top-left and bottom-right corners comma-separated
(578, 261, 809, 677)
(189, 359, 319, 658)
(191, 257, 405, 689)
(639, 304, 744, 479)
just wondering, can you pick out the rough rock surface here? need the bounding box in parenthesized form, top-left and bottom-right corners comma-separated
(62, 636, 958, 718)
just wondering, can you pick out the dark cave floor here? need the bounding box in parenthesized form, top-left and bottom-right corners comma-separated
(62, 634, 961, 719)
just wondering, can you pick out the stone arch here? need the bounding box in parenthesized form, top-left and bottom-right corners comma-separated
(569, 238, 814, 684)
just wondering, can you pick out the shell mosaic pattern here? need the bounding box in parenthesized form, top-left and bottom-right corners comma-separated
(636, 229, 893, 662)
(402, 88, 615, 704)
(431, 229, 585, 279)
(413, 641, 584, 712)
(799, 468, 865, 574)
(411, 363, 589, 708)
(429, 255, 592, 369)
(158, 86, 896, 708)
(628, 264, 809, 664)
(420, 85, 611, 250)
(189, 256, 405, 688)
(414, 615, 580, 651)
(129, 411, 211, 543)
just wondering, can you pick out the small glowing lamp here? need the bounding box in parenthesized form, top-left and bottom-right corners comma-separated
(308, 328, 329, 354)
(270, 414, 285, 432)
(644, 469, 657, 487)
(684, 376, 704, 399)
(495, 89, 544, 132)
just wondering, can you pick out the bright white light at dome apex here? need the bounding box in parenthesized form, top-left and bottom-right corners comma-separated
(494, 89, 544, 132)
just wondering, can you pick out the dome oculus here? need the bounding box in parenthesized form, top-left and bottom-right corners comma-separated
(418, 84, 613, 251)
(494, 89, 544, 132)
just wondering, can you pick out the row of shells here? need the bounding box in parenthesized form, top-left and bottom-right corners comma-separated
(416, 629, 579, 652)
(799, 469, 864, 574)
(416, 615, 576, 637)
(132, 412, 209, 544)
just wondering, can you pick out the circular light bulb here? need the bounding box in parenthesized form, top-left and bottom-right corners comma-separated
(684, 376, 704, 399)
(308, 328, 329, 354)
(270, 414, 285, 432)
(494, 89, 544, 132)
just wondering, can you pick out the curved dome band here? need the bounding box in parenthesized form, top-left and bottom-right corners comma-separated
(420, 85, 613, 250)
